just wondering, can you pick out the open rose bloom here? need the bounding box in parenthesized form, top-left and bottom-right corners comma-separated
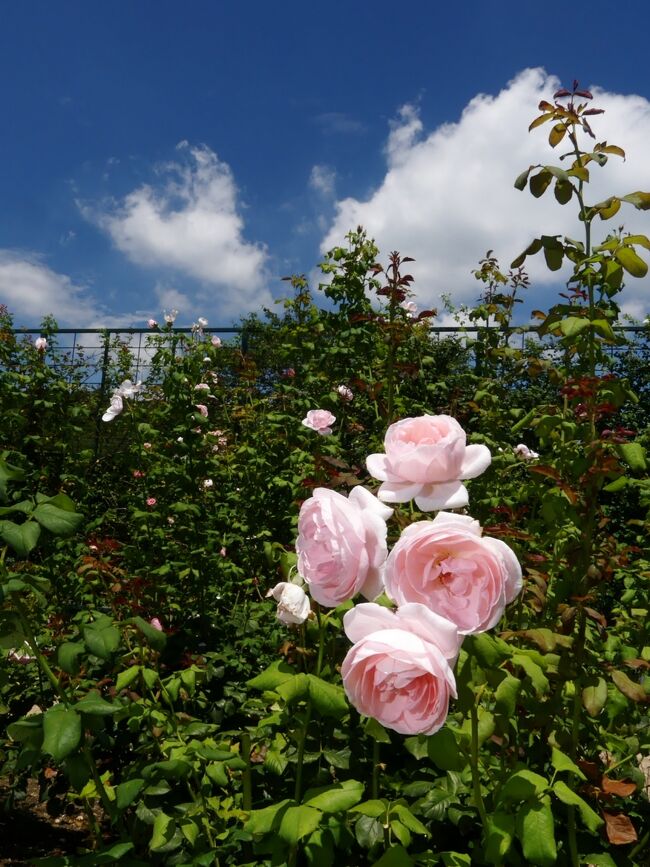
(302, 409, 336, 436)
(367, 414, 491, 511)
(385, 512, 522, 634)
(268, 582, 311, 625)
(296, 486, 392, 607)
(342, 603, 461, 735)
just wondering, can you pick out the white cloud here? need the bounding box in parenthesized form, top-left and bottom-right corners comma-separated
(87, 143, 272, 317)
(0, 251, 152, 328)
(322, 68, 650, 319)
(309, 164, 337, 198)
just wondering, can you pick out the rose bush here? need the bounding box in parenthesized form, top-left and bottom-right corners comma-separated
(384, 511, 522, 634)
(341, 602, 461, 735)
(296, 485, 392, 607)
(366, 414, 492, 510)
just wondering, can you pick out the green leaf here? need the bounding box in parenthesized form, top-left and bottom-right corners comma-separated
(579, 855, 616, 867)
(512, 654, 549, 695)
(350, 799, 388, 818)
(131, 616, 167, 651)
(552, 780, 603, 832)
(115, 778, 144, 810)
(554, 179, 573, 204)
(7, 715, 43, 747)
(582, 678, 608, 717)
(276, 672, 310, 703)
(244, 799, 293, 836)
(278, 804, 322, 844)
(551, 748, 586, 780)
(597, 197, 621, 220)
(466, 632, 509, 667)
(84, 623, 121, 659)
(611, 668, 648, 702)
(115, 665, 142, 692)
(307, 674, 349, 718)
(548, 124, 566, 148)
(57, 642, 85, 676)
(75, 692, 119, 716)
(499, 769, 549, 804)
(559, 316, 590, 338)
(615, 245, 648, 277)
(32, 503, 84, 536)
(621, 190, 650, 210)
(150, 811, 176, 852)
(247, 659, 296, 691)
(495, 674, 521, 718)
(616, 442, 646, 472)
(516, 796, 557, 865)
(530, 169, 552, 198)
(0, 520, 41, 558)
(427, 726, 467, 771)
(514, 166, 534, 191)
(303, 779, 364, 812)
(485, 810, 515, 863)
(371, 845, 414, 867)
(364, 716, 392, 743)
(42, 706, 82, 761)
(390, 803, 429, 836)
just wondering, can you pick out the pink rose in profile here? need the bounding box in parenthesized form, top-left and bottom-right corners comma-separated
(195, 404, 208, 418)
(302, 409, 336, 436)
(366, 414, 491, 511)
(147, 318, 158, 328)
(341, 602, 460, 735)
(296, 486, 392, 607)
(149, 617, 163, 631)
(384, 512, 522, 634)
(337, 385, 353, 402)
(211, 336, 222, 347)
(268, 582, 311, 625)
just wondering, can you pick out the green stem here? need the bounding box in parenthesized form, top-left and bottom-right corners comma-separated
(470, 701, 489, 833)
(13, 597, 70, 705)
(372, 739, 380, 801)
(241, 732, 253, 812)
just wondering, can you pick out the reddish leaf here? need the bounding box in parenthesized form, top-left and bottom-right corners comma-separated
(611, 669, 649, 703)
(601, 777, 637, 797)
(577, 760, 600, 782)
(603, 811, 637, 845)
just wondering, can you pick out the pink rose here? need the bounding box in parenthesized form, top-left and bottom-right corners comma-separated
(211, 336, 222, 347)
(384, 512, 522, 634)
(268, 582, 311, 625)
(296, 486, 392, 607)
(302, 409, 336, 436)
(195, 404, 208, 418)
(147, 318, 158, 328)
(341, 602, 460, 735)
(366, 414, 491, 511)
(146, 497, 157, 507)
(514, 443, 539, 461)
(149, 617, 163, 631)
(34, 336, 47, 351)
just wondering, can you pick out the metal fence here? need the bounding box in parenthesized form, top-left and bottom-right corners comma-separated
(9, 324, 650, 391)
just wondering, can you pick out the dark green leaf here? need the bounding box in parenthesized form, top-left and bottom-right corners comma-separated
(42, 706, 82, 761)
(0, 520, 41, 557)
(516, 796, 557, 865)
(32, 503, 84, 536)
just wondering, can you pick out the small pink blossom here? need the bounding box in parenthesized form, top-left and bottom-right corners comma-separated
(400, 300, 418, 318)
(146, 497, 157, 507)
(164, 309, 179, 324)
(143, 442, 152, 449)
(34, 336, 47, 351)
(337, 385, 353, 402)
(149, 617, 163, 631)
(284, 367, 295, 378)
(514, 443, 540, 461)
(147, 318, 158, 328)
(133, 469, 145, 478)
(198, 317, 208, 328)
(194, 383, 210, 391)
(302, 409, 336, 436)
(195, 404, 208, 418)
(203, 478, 214, 489)
(211, 336, 222, 347)
(220, 546, 227, 557)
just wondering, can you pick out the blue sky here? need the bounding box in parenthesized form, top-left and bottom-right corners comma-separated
(2, 1, 650, 327)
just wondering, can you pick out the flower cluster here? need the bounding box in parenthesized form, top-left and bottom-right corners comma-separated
(269, 413, 522, 737)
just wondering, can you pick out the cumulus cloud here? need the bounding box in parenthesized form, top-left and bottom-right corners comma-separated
(322, 68, 650, 318)
(0, 251, 151, 328)
(87, 143, 272, 316)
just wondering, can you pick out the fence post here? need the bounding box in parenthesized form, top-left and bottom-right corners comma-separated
(93, 330, 112, 461)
